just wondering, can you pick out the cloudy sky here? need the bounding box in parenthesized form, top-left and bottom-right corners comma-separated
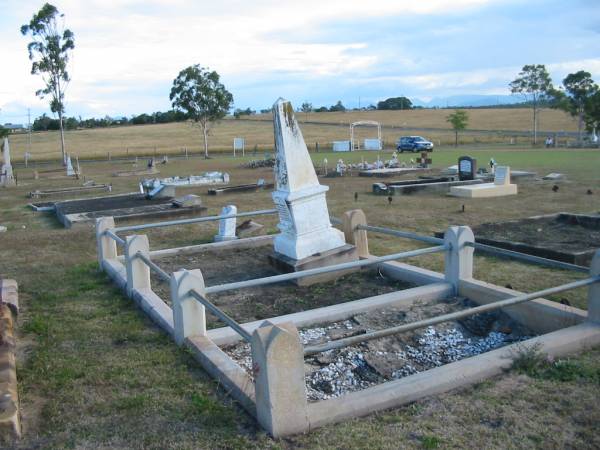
(0, 0, 599, 122)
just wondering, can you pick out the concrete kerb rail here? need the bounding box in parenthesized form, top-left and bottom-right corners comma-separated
(95, 209, 600, 438)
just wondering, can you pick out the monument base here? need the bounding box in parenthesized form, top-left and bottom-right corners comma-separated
(214, 235, 238, 242)
(449, 183, 517, 198)
(268, 244, 359, 286)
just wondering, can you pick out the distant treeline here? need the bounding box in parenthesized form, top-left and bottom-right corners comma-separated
(32, 110, 189, 131)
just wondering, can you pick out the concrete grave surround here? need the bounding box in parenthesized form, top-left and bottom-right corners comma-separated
(450, 165, 517, 198)
(1, 138, 15, 187)
(214, 205, 238, 242)
(96, 207, 600, 438)
(271, 98, 345, 260)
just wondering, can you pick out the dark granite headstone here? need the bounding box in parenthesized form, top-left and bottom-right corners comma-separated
(458, 156, 477, 181)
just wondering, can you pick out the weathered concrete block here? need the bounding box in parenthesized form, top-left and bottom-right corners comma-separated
(251, 321, 309, 437)
(444, 226, 474, 294)
(171, 269, 207, 346)
(125, 234, 150, 298)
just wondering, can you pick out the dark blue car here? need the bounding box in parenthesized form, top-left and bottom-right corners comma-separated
(396, 136, 434, 152)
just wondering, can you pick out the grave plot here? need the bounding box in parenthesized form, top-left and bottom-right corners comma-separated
(149, 244, 413, 326)
(472, 213, 600, 266)
(52, 192, 206, 228)
(224, 298, 534, 401)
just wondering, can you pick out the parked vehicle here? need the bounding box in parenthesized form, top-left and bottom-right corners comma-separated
(396, 136, 434, 152)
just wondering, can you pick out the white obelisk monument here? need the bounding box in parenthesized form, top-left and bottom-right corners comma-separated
(271, 98, 346, 261)
(1, 138, 15, 187)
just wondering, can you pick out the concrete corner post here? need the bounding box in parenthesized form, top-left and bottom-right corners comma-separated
(444, 226, 474, 294)
(170, 269, 207, 346)
(251, 321, 309, 437)
(124, 234, 151, 298)
(342, 209, 369, 258)
(588, 250, 600, 323)
(96, 217, 117, 267)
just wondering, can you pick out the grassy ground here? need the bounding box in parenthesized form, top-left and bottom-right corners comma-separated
(0, 146, 599, 448)
(5, 107, 580, 162)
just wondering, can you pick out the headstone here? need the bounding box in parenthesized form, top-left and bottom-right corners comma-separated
(271, 98, 345, 260)
(214, 205, 238, 242)
(1, 138, 15, 187)
(336, 159, 346, 175)
(494, 166, 510, 185)
(458, 156, 477, 181)
(66, 155, 75, 176)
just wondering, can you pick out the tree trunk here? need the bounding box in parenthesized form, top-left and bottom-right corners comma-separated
(455, 130, 458, 147)
(532, 104, 538, 145)
(58, 110, 66, 165)
(578, 110, 584, 142)
(202, 124, 209, 159)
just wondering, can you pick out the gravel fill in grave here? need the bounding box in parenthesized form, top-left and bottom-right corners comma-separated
(224, 297, 534, 401)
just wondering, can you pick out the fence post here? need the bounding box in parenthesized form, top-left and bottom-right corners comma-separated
(251, 321, 309, 437)
(125, 234, 151, 298)
(96, 217, 117, 268)
(342, 209, 369, 258)
(444, 226, 474, 294)
(588, 250, 600, 323)
(170, 269, 207, 346)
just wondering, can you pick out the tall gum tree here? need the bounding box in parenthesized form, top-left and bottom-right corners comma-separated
(170, 65, 233, 159)
(21, 3, 74, 165)
(561, 71, 599, 141)
(509, 64, 553, 145)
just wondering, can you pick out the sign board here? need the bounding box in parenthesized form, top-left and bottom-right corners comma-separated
(332, 141, 351, 152)
(458, 156, 477, 181)
(363, 139, 382, 151)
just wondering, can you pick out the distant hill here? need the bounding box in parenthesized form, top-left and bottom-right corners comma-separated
(412, 95, 523, 108)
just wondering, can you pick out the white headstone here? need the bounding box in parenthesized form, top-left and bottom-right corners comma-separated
(1, 138, 15, 187)
(271, 98, 345, 260)
(494, 166, 510, 185)
(214, 205, 238, 242)
(233, 138, 245, 156)
(66, 155, 75, 176)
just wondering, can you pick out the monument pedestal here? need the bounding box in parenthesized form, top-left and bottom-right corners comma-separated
(268, 244, 358, 286)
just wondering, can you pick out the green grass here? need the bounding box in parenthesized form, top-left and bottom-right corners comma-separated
(1, 147, 599, 448)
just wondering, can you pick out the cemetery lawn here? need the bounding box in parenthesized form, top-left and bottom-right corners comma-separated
(1, 146, 599, 448)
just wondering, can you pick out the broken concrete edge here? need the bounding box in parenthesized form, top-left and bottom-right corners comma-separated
(307, 322, 600, 430)
(0, 283, 20, 440)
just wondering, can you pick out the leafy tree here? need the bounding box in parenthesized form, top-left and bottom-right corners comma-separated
(509, 64, 553, 144)
(377, 96, 412, 110)
(315, 106, 328, 113)
(0, 126, 9, 139)
(446, 109, 469, 147)
(329, 100, 346, 112)
(21, 3, 75, 164)
(584, 90, 600, 136)
(300, 101, 313, 120)
(170, 65, 233, 158)
(233, 107, 255, 119)
(560, 71, 599, 140)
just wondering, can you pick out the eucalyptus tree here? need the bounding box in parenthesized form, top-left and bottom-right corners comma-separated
(446, 109, 469, 147)
(561, 71, 598, 141)
(509, 64, 553, 144)
(21, 3, 75, 164)
(170, 65, 233, 158)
